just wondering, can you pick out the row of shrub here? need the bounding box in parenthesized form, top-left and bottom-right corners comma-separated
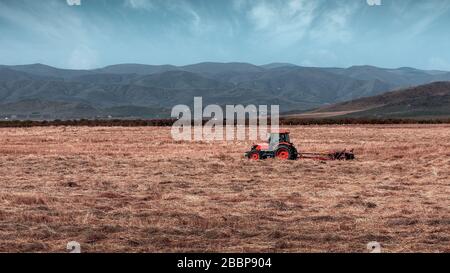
(0, 119, 177, 128)
(279, 117, 450, 125)
(0, 117, 449, 128)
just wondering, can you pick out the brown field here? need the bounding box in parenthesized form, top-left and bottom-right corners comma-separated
(0, 125, 449, 253)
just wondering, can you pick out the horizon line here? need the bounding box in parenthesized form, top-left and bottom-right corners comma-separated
(1, 62, 448, 73)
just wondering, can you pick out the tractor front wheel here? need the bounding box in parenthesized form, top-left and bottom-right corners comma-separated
(248, 151, 261, 160)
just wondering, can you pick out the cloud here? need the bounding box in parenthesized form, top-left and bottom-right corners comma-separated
(428, 57, 450, 71)
(0, 0, 80, 41)
(1, 0, 450, 69)
(232, 0, 247, 11)
(68, 45, 98, 69)
(244, 0, 318, 47)
(309, 1, 357, 44)
(236, 0, 356, 48)
(0, 0, 102, 69)
(300, 49, 339, 67)
(66, 0, 81, 6)
(392, 0, 450, 38)
(123, 0, 204, 34)
(248, 3, 278, 30)
(124, 0, 153, 10)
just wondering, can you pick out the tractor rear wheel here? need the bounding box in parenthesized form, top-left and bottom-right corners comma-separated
(276, 145, 297, 160)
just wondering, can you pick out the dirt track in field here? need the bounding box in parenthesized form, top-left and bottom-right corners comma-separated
(0, 125, 449, 253)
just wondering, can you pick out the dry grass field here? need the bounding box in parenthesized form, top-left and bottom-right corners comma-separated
(0, 125, 449, 253)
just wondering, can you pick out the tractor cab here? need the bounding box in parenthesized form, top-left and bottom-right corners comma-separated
(268, 131, 291, 150)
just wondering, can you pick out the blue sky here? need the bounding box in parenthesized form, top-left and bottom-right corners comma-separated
(1, 0, 450, 70)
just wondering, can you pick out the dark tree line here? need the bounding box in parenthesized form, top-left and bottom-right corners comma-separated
(0, 118, 449, 128)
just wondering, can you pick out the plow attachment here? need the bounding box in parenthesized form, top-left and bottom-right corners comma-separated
(298, 149, 355, 161)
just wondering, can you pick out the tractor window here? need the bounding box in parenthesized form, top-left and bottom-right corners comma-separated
(268, 135, 278, 148)
(280, 134, 290, 143)
(269, 133, 290, 146)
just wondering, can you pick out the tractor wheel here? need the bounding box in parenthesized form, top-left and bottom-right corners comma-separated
(345, 152, 355, 161)
(276, 145, 297, 160)
(248, 151, 260, 160)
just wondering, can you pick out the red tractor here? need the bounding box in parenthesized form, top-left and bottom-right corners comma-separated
(245, 130, 298, 160)
(245, 131, 354, 161)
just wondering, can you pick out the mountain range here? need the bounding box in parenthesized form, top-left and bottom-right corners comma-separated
(298, 81, 450, 119)
(1, 62, 450, 119)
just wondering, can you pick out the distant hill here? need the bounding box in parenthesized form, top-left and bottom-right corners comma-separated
(235, 66, 393, 104)
(133, 70, 234, 90)
(300, 82, 450, 119)
(6, 63, 90, 78)
(261, 63, 297, 69)
(181, 62, 265, 75)
(94, 64, 179, 75)
(1, 62, 450, 119)
(0, 99, 99, 119)
(329, 65, 450, 87)
(0, 99, 168, 120)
